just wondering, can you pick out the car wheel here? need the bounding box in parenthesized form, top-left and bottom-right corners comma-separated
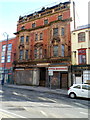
(69, 93, 76, 99)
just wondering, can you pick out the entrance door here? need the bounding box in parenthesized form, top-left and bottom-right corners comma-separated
(60, 73, 68, 89)
(39, 68, 46, 86)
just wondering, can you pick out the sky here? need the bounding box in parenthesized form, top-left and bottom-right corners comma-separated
(0, 0, 89, 41)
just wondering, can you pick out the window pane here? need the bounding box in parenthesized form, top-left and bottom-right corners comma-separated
(40, 33, 43, 40)
(2, 45, 6, 51)
(61, 27, 65, 36)
(32, 23, 36, 28)
(61, 45, 65, 57)
(44, 19, 48, 25)
(34, 49, 37, 58)
(20, 36, 24, 43)
(35, 34, 38, 41)
(53, 28, 58, 36)
(1, 56, 5, 63)
(19, 50, 24, 60)
(26, 36, 29, 43)
(53, 45, 58, 57)
(25, 50, 28, 60)
(78, 32, 85, 42)
(78, 49, 86, 64)
(8, 44, 12, 51)
(7, 55, 11, 62)
(89, 31, 90, 41)
(58, 15, 62, 20)
(21, 26, 25, 30)
(39, 48, 42, 59)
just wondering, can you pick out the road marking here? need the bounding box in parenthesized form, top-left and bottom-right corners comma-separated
(46, 98, 56, 103)
(38, 97, 47, 101)
(40, 110, 48, 117)
(0, 90, 3, 93)
(80, 112, 88, 115)
(38, 97, 56, 103)
(40, 103, 50, 106)
(13, 92, 20, 96)
(74, 102, 87, 108)
(0, 109, 26, 118)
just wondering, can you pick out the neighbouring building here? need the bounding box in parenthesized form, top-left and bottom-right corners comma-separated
(13, 1, 72, 89)
(71, 24, 90, 84)
(0, 37, 17, 84)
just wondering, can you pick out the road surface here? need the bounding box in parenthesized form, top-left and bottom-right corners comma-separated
(0, 85, 89, 119)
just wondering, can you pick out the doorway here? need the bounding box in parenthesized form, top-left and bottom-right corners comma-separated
(39, 67, 46, 86)
(60, 73, 68, 89)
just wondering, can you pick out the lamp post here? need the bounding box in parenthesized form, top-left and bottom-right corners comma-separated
(2, 32, 9, 85)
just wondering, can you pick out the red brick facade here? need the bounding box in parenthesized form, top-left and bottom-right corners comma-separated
(13, 2, 72, 88)
(0, 37, 17, 84)
(0, 37, 17, 68)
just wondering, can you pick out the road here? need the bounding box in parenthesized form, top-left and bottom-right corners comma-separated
(0, 85, 89, 119)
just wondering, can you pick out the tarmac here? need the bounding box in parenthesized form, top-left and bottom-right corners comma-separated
(3, 84, 68, 96)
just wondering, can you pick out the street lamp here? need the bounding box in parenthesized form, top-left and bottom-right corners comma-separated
(2, 32, 9, 85)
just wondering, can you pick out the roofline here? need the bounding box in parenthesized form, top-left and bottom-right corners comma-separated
(72, 24, 90, 32)
(19, 1, 70, 20)
(0, 37, 16, 42)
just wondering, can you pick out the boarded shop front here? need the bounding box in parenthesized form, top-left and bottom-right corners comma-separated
(48, 66, 68, 89)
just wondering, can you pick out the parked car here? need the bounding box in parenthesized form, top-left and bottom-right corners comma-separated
(68, 84, 90, 99)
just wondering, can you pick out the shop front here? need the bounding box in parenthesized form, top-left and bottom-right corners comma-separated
(14, 63, 71, 89)
(48, 66, 69, 89)
(0, 67, 13, 85)
(71, 65, 90, 84)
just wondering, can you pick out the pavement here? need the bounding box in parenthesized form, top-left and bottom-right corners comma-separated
(3, 84, 68, 96)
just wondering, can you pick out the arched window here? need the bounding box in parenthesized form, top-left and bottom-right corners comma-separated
(78, 32, 85, 42)
(34, 47, 43, 59)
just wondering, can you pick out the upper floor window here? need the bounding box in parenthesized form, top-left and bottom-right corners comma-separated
(39, 48, 43, 59)
(21, 26, 25, 30)
(8, 44, 12, 51)
(61, 27, 65, 36)
(89, 31, 90, 41)
(78, 49, 86, 64)
(53, 28, 58, 37)
(19, 50, 24, 60)
(40, 33, 43, 40)
(35, 34, 38, 41)
(2, 45, 6, 51)
(7, 55, 11, 62)
(32, 23, 36, 28)
(34, 49, 37, 59)
(25, 50, 28, 60)
(61, 44, 65, 57)
(20, 36, 24, 43)
(58, 15, 62, 20)
(26, 36, 29, 43)
(53, 45, 58, 57)
(78, 32, 85, 42)
(1, 56, 5, 63)
(34, 47, 43, 59)
(44, 19, 48, 25)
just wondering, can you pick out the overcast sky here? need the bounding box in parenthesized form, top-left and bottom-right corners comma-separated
(0, 0, 89, 41)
